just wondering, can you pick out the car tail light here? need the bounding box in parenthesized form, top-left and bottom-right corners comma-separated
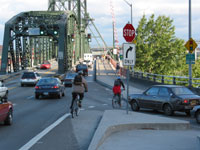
(183, 99, 189, 104)
(35, 86, 40, 89)
(53, 85, 59, 89)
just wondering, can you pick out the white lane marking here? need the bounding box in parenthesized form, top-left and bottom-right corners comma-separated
(88, 106, 95, 108)
(80, 108, 85, 111)
(103, 104, 108, 106)
(105, 88, 110, 91)
(13, 103, 17, 106)
(19, 113, 70, 150)
(27, 96, 34, 100)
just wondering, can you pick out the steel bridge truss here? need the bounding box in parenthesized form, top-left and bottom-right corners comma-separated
(1, 11, 78, 74)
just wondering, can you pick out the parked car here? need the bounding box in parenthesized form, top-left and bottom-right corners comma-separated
(129, 85, 200, 116)
(191, 105, 200, 124)
(75, 64, 88, 76)
(40, 61, 51, 69)
(63, 72, 78, 87)
(35, 77, 65, 99)
(0, 81, 8, 100)
(0, 98, 13, 125)
(21, 71, 41, 86)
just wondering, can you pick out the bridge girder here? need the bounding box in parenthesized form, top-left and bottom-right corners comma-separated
(0, 11, 78, 74)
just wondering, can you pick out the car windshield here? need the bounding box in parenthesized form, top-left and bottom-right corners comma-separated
(43, 61, 50, 64)
(38, 78, 57, 85)
(171, 87, 194, 95)
(77, 65, 87, 69)
(66, 73, 77, 79)
(22, 73, 35, 78)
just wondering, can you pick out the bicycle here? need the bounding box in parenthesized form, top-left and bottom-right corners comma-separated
(112, 89, 124, 109)
(70, 95, 80, 118)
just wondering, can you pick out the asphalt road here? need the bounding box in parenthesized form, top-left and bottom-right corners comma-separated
(0, 60, 199, 150)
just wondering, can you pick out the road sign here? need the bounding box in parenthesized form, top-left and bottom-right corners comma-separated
(186, 53, 195, 64)
(123, 24, 135, 43)
(123, 43, 135, 66)
(185, 38, 197, 53)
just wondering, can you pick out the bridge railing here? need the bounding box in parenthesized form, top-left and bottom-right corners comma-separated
(130, 71, 200, 87)
(107, 56, 200, 87)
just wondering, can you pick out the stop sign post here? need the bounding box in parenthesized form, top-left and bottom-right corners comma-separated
(123, 23, 135, 42)
(123, 23, 136, 115)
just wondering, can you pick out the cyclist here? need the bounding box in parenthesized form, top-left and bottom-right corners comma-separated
(116, 63, 120, 75)
(112, 76, 125, 106)
(70, 70, 88, 109)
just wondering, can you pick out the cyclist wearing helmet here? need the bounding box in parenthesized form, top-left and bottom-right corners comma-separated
(70, 70, 88, 109)
(112, 76, 125, 106)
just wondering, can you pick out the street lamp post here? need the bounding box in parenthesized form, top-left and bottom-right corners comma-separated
(124, 0, 132, 25)
(188, 0, 192, 87)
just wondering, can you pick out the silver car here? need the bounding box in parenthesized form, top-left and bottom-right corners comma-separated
(21, 72, 41, 86)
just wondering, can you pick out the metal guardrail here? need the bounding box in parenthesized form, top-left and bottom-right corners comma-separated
(131, 71, 200, 87)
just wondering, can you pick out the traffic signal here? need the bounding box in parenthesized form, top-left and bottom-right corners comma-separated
(39, 25, 46, 35)
(53, 25, 59, 35)
(87, 33, 91, 42)
(71, 34, 75, 42)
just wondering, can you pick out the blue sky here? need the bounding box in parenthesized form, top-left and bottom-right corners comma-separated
(0, 0, 199, 47)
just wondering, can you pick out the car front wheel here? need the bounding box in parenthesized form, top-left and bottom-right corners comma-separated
(196, 110, 200, 124)
(163, 104, 174, 116)
(130, 100, 140, 111)
(4, 110, 13, 125)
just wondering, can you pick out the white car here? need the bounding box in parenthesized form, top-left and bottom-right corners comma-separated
(0, 81, 8, 100)
(83, 60, 93, 68)
(21, 71, 41, 86)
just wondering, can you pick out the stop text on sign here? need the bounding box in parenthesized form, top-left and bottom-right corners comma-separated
(123, 29, 135, 37)
(123, 23, 135, 42)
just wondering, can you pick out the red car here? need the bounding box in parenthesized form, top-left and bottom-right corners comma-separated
(0, 99, 13, 125)
(40, 61, 51, 69)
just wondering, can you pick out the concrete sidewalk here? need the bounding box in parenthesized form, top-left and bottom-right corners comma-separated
(88, 60, 200, 150)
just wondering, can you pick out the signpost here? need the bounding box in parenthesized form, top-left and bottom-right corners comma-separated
(184, 38, 197, 86)
(123, 23, 136, 114)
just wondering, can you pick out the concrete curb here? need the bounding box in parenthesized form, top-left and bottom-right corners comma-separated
(88, 110, 190, 150)
(197, 135, 200, 149)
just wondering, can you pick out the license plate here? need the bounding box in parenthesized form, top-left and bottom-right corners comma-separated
(43, 92, 48, 95)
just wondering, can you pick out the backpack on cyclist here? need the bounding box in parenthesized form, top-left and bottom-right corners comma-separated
(74, 75, 82, 85)
(114, 79, 121, 86)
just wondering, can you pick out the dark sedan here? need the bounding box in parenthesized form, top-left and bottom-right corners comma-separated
(35, 77, 65, 99)
(75, 64, 88, 76)
(63, 72, 78, 87)
(191, 105, 200, 124)
(129, 85, 200, 116)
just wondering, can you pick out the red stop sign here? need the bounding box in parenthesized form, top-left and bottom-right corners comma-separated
(123, 24, 135, 42)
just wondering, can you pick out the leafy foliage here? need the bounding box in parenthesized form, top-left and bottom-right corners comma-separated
(135, 15, 187, 76)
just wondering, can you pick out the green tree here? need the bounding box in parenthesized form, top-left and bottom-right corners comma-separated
(135, 15, 186, 75)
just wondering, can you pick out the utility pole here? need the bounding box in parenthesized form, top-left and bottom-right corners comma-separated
(189, 0, 192, 87)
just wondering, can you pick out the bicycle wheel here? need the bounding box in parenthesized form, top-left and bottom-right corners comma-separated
(71, 108, 74, 118)
(112, 96, 120, 109)
(75, 107, 80, 116)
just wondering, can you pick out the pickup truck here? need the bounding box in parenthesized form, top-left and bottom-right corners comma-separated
(0, 81, 8, 100)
